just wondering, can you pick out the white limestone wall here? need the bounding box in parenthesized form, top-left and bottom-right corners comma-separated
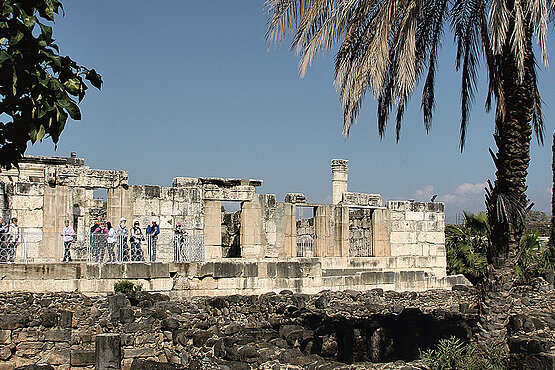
(387, 201, 446, 278)
(130, 185, 204, 262)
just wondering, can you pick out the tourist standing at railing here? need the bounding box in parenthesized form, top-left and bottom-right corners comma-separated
(146, 219, 160, 262)
(92, 222, 107, 262)
(130, 220, 145, 261)
(7, 218, 19, 262)
(0, 217, 8, 262)
(61, 220, 76, 262)
(105, 222, 117, 263)
(116, 217, 129, 262)
(173, 222, 187, 262)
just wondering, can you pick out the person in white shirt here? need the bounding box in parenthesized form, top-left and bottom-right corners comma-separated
(105, 222, 116, 263)
(61, 220, 76, 262)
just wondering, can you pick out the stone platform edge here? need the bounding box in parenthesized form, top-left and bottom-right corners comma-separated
(0, 259, 470, 296)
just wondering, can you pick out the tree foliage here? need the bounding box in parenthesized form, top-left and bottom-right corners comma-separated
(265, 0, 550, 145)
(420, 336, 505, 370)
(0, 0, 102, 169)
(446, 212, 489, 283)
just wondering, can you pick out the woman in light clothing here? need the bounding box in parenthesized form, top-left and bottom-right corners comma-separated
(106, 222, 116, 263)
(61, 220, 76, 262)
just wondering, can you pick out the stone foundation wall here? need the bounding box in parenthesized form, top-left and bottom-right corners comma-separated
(0, 287, 479, 369)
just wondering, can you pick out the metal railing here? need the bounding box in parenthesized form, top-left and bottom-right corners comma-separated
(349, 237, 373, 257)
(296, 236, 314, 257)
(0, 234, 25, 263)
(0, 231, 205, 264)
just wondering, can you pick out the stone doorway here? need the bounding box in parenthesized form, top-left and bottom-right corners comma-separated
(221, 201, 242, 258)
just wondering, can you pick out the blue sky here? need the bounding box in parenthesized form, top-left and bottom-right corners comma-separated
(26, 1, 554, 223)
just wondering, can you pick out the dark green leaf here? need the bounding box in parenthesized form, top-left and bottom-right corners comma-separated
(85, 68, 102, 90)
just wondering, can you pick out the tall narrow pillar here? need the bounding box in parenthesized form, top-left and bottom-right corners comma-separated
(283, 203, 296, 258)
(240, 199, 263, 259)
(372, 209, 391, 256)
(332, 159, 348, 204)
(203, 200, 222, 260)
(332, 206, 349, 257)
(314, 205, 330, 257)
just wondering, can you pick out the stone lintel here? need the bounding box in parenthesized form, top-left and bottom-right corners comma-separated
(342, 192, 382, 207)
(51, 167, 128, 189)
(203, 184, 255, 201)
(199, 178, 262, 188)
(284, 193, 306, 204)
(19, 155, 85, 167)
(172, 177, 200, 187)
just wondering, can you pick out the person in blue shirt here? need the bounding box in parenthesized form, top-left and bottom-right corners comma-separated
(146, 219, 160, 262)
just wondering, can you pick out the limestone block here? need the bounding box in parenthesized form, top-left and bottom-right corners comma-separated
(425, 232, 445, 244)
(11, 195, 43, 210)
(159, 215, 173, 228)
(205, 245, 222, 260)
(405, 211, 424, 221)
(390, 232, 417, 244)
(390, 243, 422, 256)
(14, 182, 44, 196)
(172, 177, 200, 187)
(217, 277, 242, 290)
(389, 211, 404, 221)
(16, 209, 43, 228)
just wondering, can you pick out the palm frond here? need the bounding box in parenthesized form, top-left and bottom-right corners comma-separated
(452, 0, 481, 151)
(265, 0, 314, 47)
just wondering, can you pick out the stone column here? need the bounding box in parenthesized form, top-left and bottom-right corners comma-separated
(314, 205, 330, 257)
(203, 200, 222, 260)
(95, 333, 121, 369)
(283, 203, 296, 258)
(331, 159, 348, 204)
(42, 184, 69, 261)
(107, 187, 133, 226)
(240, 199, 263, 259)
(372, 209, 391, 256)
(333, 205, 349, 256)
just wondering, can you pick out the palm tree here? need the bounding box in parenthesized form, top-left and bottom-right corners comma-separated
(446, 212, 489, 284)
(266, 0, 552, 270)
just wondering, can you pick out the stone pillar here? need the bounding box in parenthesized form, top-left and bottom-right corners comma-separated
(283, 203, 296, 258)
(333, 206, 349, 256)
(372, 209, 391, 256)
(107, 187, 133, 226)
(240, 199, 263, 259)
(42, 184, 70, 261)
(203, 200, 222, 260)
(314, 205, 330, 257)
(331, 159, 348, 204)
(95, 333, 121, 369)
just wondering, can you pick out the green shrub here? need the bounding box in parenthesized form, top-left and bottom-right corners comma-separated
(114, 280, 141, 294)
(420, 336, 505, 370)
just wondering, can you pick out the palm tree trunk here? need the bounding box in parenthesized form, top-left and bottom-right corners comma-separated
(487, 12, 534, 270)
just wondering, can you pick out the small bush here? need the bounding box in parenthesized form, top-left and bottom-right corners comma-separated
(420, 336, 505, 370)
(114, 280, 141, 294)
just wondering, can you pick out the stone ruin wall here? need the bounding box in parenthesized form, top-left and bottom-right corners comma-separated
(0, 156, 449, 288)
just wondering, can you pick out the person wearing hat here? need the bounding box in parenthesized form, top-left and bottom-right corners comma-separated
(130, 220, 145, 261)
(146, 219, 160, 262)
(116, 217, 129, 262)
